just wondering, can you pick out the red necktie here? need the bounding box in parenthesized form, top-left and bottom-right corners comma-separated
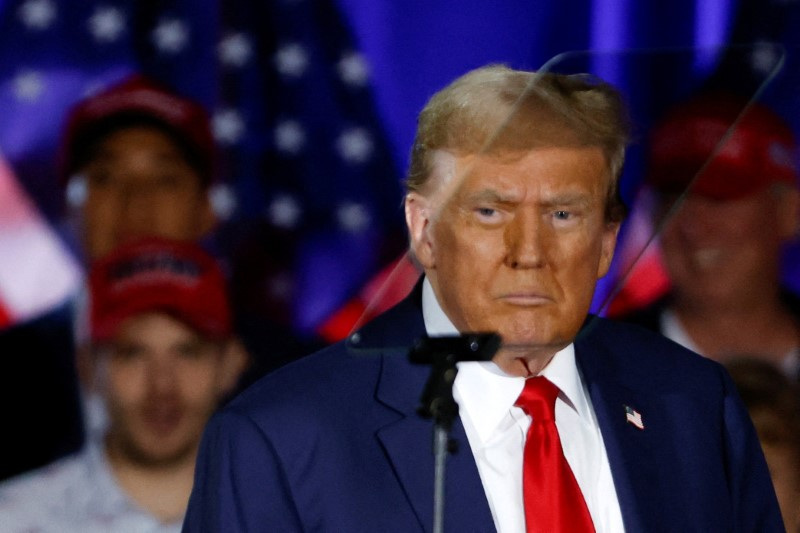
(515, 376, 595, 533)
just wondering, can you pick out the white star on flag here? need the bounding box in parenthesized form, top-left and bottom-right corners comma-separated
(625, 405, 644, 430)
(219, 33, 253, 68)
(87, 6, 126, 43)
(274, 43, 309, 77)
(152, 17, 190, 54)
(212, 108, 246, 145)
(209, 184, 237, 220)
(337, 201, 370, 232)
(268, 195, 303, 229)
(18, 0, 56, 31)
(336, 127, 373, 163)
(274, 120, 306, 154)
(338, 52, 369, 86)
(13, 70, 44, 102)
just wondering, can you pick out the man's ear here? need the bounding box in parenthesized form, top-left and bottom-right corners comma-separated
(217, 338, 250, 397)
(597, 221, 621, 279)
(405, 193, 436, 269)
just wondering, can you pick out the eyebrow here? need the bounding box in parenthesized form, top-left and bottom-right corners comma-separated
(539, 192, 594, 208)
(91, 144, 187, 162)
(462, 189, 519, 205)
(462, 189, 594, 208)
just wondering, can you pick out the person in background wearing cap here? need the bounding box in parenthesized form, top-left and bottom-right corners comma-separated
(617, 93, 800, 381)
(0, 74, 223, 482)
(61, 74, 217, 262)
(0, 237, 246, 531)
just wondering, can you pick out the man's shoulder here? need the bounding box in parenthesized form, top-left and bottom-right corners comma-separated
(0, 446, 181, 532)
(0, 452, 88, 529)
(578, 315, 723, 389)
(0, 451, 85, 497)
(234, 340, 377, 405)
(229, 295, 424, 415)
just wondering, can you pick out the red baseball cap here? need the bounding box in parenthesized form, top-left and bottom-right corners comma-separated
(646, 93, 798, 200)
(89, 237, 232, 343)
(59, 74, 215, 185)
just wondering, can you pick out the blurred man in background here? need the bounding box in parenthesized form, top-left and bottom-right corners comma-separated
(60, 75, 217, 262)
(618, 93, 800, 381)
(0, 237, 246, 531)
(0, 75, 222, 481)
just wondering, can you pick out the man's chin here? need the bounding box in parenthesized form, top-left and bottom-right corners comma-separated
(123, 436, 197, 468)
(493, 325, 559, 349)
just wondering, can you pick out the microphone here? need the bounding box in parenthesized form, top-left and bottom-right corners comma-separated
(409, 333, 501, 364)
(409, 333, 501, 430)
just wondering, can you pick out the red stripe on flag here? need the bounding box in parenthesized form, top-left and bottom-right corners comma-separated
(606, 250, 671, 316)
(0, 299, 14, 329)
(317, 254, 421, 342)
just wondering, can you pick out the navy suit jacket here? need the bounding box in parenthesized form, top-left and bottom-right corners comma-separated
(184, 289, 783, 532)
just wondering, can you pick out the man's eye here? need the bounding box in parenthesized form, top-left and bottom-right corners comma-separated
(155, 174, 182, 188)
(112, 346, 144, 361)
(476, 207, 496, 217)
(87, 170, 112, 187)
(175, 341, 210, 360)
(554, 210, 571, 220)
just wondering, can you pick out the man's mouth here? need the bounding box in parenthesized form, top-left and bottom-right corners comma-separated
(142, 405, 183, 435)
(498, 292, 551, 306)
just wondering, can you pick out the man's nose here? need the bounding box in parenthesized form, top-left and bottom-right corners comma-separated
(117, 181, 156, 225)
(505, 210, 546, 269)
(669, 196, 719, 241)
(146, 359, 178, 395)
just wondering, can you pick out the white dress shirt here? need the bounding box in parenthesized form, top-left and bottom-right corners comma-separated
(421, 278, 625, 532)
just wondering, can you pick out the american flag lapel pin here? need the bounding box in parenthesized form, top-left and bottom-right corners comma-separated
(624, 405, 644, 430)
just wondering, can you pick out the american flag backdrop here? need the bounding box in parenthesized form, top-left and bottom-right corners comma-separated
(0, 0, 408, 346)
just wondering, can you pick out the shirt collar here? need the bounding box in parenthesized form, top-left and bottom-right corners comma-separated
(421, 276, 592, 444)
(422, 277, 459, 336)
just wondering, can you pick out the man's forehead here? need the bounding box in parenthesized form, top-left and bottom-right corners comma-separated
(111, 312, 206, 342)
(428, 147, 609, 189)
(87, 135, 201, 174)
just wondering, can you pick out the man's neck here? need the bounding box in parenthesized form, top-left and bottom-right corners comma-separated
(105, 441, 197, 524)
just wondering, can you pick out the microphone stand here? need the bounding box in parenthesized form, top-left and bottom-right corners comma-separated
(410, 333, 500, 533)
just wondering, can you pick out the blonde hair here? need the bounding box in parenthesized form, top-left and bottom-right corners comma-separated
(406, 64, 631, 222)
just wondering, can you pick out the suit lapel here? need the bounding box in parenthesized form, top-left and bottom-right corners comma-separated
(375, 354, 495, 532)
(357, 291, 495, 532)
(575, 324, 669, 532)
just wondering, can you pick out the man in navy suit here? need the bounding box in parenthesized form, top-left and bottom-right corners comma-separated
(184, 65, 783, 531)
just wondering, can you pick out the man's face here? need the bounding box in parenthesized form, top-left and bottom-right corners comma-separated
(406, 147, 619, 375)
(95, 312, 233, 466)
(657, 187, 796, 309)
(80, 126, 214, 260)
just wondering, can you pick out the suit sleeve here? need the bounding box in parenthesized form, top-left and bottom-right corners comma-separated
(719, 367, 785, 532)
(182, 408, 304, 532)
